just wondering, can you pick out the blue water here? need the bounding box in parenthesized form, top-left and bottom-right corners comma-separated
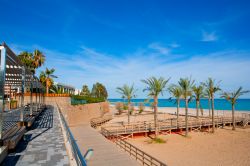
(108, 99, 250, 111)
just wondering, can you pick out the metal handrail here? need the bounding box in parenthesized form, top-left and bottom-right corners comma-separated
(57, 104, 88, 166)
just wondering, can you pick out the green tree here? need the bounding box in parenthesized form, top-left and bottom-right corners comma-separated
(192, 84, 204, 119)
(178, 77, 194, 137)
(221, 87, 249, 130)
(203, 78, 221, 133)
(168, 84, 182, 126)
(18, 49, 45, 74)
(40, 68, 57, 94)
(91, 82, 108, 99)
(81, 85, 90, 97)
(116, 84, 137, 124)
(142, 77, 170, 138)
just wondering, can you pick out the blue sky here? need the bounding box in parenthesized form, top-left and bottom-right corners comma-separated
(1, 0, 250, 98)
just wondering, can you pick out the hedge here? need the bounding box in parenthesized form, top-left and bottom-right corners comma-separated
(71, 95, 105, 105)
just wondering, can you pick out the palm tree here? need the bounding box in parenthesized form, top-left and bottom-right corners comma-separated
(50, 85, 63, 94)
(203, 78, 221, 133)
(192, 84, 204, 119)
(18, 51, 33, 70)
(178, 77, 194, 137)
(39, 71, 46, 86)
(142, 77, 170, 138)
(221, 87, 249, 130)
(43, 68, 57, 94)
(116, 84, 137, 124)
(168, 84, 182, 126)
(33, 49, 45, 71)
(204, 89, 211, 117)
(18, 49, 45, 74)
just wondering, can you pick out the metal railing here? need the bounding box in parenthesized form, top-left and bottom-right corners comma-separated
(57, 104, 88, 166)
(116, 137, 167, 166)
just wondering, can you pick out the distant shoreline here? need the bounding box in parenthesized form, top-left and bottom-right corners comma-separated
(110, 104, 250, 116)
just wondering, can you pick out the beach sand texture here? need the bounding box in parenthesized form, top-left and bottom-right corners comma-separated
(108, 105, 250, 166)
(108, 105, 249, 125)
(127, 127, 250, 166)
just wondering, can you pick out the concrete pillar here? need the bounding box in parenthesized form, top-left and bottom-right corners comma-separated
(30, 75, 33, 116)
(20, 66, 25, 121)
(0, 46, 6, 141)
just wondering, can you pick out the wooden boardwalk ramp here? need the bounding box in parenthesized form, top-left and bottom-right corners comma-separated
(70, 124, 139, 166)
(101, 114, 250, 138)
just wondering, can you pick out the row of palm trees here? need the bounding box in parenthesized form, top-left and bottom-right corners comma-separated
(18, 50, 57, 94)
(116, 77, 249, 138)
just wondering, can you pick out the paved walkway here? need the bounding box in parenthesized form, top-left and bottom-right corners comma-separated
(2, 106, 69, 166)
(70, 125, 139, 166)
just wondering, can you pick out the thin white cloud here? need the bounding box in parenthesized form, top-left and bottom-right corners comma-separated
(148, 43, 171, 55)
(201, 31, 218, 42)
(9, 43, 250, 98)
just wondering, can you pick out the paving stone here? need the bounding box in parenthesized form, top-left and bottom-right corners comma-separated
(2, 106, 70, 166)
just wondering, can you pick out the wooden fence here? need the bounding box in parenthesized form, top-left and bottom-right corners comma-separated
(115, 138, 166, 166)
(101, 115, 250, 137)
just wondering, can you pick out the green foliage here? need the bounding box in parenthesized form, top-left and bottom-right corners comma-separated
(115, 102, 124, 114)
(81, 85, 90, 97)
(138, 102, 145, 114)
(91, 82, 108, 99)
(192, 84, 204, 100)
(142, 77, 170, 98)
(221, 87, 249, 105)
(202, 78, 221, 97)
(10, 100, 17, 104)
(178, 77, 194, 100)
(18, 49, 45, 74)
(116, 84, 137, 103)
(123, 104, 128, 110)
(50, 85, 63, 94)
(71, 95, 105, 105)
(39, 68, 57, 94)
(148, 137, 166, 144)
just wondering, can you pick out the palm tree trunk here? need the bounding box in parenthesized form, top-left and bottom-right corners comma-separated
(46, 80, 49, 95)
(196, 100, 199, 118)
(154, 96, 159, 138)
(185, 98, 188, 137)
(232, 103, 235, 130)
(128, 101, 130, 124)
(208, 98, 211, 118)
(177, 99, 180, 128)
(211, 94, 215, 133)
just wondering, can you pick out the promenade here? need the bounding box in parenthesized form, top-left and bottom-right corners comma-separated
(2, 106, 69, 166)
(70, 125, 139, 166)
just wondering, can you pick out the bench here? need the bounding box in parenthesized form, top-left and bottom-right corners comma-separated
(2, 126, 26, 150)
(0, 146, 8, 164)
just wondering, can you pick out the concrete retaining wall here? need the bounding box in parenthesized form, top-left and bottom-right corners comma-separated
(18, 96, 110, 126)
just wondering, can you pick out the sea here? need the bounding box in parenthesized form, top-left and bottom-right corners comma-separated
(108, 99, 250, 111)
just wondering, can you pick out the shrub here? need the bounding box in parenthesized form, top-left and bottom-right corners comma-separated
(148, 137, 166, 144)
(123, 104, 128, 110)
(138, 102, 145, 114)
(71, 95, 105, 105)
(115, 102, 124, 114)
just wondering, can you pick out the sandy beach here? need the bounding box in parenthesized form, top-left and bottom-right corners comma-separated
(108, 104, 249, 125)
(107, 105, 250, 166)
(127, 126, 250, 166)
